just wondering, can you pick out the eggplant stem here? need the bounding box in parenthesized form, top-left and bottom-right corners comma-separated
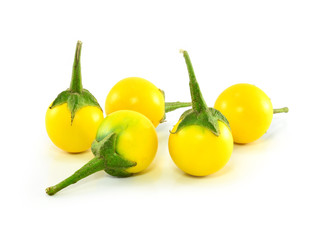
(70, 40, 83, 94)
(165, 102, 191, 113)
(180, 50, 208, 113)
(46, 157, 104, 196)
(273, 107, 289, 114)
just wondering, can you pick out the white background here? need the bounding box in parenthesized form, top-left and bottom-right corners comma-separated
(1, 0, 326, 239)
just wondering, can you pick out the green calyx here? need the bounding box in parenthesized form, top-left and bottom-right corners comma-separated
(91, 133, 136, 177)
(46, 133, 136, 196)
(171, 50, 230, 136)
(49, 40, 102, 124)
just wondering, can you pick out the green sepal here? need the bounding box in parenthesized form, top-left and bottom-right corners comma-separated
(171, 108, 230, 136)
(159, 89, 165, 98)
(178, 108, 193, 121)
(208, 108, 231, 131)
(179, 108, 226, 125)
(159, 89, 167, 123)
(171, 110, 219, 136)
(160, 114, 167, 124)
(99, 133, 137, 169)
(91, 136, 102, 156)
(104, 169, 133, 178)
(91, 133, 137, 178)
(49, 90, 71, 109)
(68, 89, 102, 124)
(50, 89, 102, 124)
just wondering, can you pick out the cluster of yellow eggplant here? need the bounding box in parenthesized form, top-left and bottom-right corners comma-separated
(45, 41, 288, 195)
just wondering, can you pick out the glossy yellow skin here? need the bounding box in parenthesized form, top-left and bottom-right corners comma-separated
(168, 121, 233, 176)
(214, 83, 273, 144)
(105, 77, 165, 127)
(45, 103, 104, 153)
(96, 110, 158, 173)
